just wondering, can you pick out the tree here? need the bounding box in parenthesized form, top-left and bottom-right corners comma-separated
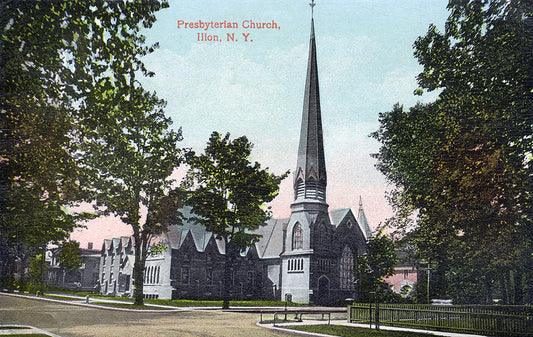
(59, 241, 83, 270)
(356, 230, 397, 302)
(185, 132, 288, 308)
(0, 1, 174, 303)
(0, 1, 170, 285)
(372, 0, 533, 303)
(28, 253, 46, 293)
(81, 87, 184, 305)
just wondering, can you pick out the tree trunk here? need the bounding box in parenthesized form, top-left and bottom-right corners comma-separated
(132, 231, 146, 305)
(514, 269, 523, 305)
(222, 237, 232, 309)
(501, 273, 509, 304)
(485, 278, 493, 304)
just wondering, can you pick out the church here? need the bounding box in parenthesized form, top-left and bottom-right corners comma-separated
(99, 7, 371, 304)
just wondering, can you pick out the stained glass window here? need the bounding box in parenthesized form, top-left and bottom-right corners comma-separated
(339, 246, 354, 289)
(292, 223, 303, 250)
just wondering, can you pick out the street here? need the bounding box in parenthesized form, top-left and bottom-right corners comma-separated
(0, 294, 292, 337)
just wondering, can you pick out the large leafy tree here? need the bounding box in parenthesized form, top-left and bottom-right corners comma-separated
(82, 88, 184, 305)
(0, 1, 93, 260)
(185, 132, 288, 308)
(372, 0, 532, 303)
(0, 1, 173, 301)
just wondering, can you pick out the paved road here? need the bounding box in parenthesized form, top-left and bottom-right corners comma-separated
(0, 294, 293, 337)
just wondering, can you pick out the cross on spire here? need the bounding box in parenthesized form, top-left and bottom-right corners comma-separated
(310, 0, 316, 18)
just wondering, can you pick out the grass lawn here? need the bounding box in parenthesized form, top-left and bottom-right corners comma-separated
(90, 302, 171, 310)
(40, 289, 303, 309)
(288, 325, 436, 337)
(45, 289, 305, 307)
(42, 294, 82, 301)
(144, 298, 304, 307)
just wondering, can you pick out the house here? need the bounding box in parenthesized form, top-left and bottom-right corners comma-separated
(46, 243, 101, 292)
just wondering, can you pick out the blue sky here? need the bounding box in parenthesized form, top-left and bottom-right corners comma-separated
(73, 0, 450, 246)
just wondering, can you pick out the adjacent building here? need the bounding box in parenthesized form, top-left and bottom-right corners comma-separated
(46, 243, 101, 292)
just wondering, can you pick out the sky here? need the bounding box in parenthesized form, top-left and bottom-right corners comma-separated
(70, 0, 450, 249)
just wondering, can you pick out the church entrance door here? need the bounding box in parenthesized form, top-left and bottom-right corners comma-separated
(317, 275, 330, 304)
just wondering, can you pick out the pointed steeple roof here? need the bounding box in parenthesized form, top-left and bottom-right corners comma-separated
(294, 12, 327, 203)
(357, 196, 373, 239)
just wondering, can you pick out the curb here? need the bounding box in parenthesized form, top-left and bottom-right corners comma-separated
(256, 321, 337, 337)
(0, 324, 62, 337)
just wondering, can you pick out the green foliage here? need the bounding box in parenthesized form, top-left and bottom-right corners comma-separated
(356, 231, 397, 302)
(185, 132, 289, 247)
(59, 241, 83, 270)
(1, 0, 175, 304)
(289, 325, 435, 337)
(185, 131, 289, 307)
(0, 1, 170, 286)
(149, 241, 168, 256)
(372, 0, 533, 304)
(28, 254, 46, 292)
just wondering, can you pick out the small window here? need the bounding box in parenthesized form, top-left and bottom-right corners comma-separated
(292, 223, 303, 250)
(181, 267, 190, 284)
(288, 258, 304, 272)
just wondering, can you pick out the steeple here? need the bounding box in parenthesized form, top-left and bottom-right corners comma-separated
(357, 196, 373, 239)
(294, 1, 327, 204)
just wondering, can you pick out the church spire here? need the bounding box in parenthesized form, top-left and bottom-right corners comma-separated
(294, 1, 327, 203)
(357, 196, 373, 239)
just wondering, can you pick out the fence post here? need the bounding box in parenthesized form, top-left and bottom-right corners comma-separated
(369, 302, 372, 329)
(376, 301, 380, 330)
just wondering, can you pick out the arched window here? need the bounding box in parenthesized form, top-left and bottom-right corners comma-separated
(292, 223, 303, 250)
(339, 246, 354, 289)
(316, 223, 329, 246)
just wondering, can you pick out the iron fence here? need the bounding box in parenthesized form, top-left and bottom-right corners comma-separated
(348, 303, 533, 336)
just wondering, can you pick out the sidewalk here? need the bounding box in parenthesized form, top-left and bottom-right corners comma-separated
(258, 319, 488, 337)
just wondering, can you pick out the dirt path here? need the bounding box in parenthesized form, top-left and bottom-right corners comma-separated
(0, 294, 292, 337)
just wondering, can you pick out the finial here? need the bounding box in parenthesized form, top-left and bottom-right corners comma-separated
(359, 196, 363, 207)
(310, 0, 316, 18)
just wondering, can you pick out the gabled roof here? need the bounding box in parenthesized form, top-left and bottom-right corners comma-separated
(166, 206, 225, 255)
(164, 206, 285, 258)
(102, 235, 134, 252)
(255, 217, 288, 259)
(330, 208, 351, 227)
(330, 207, 372, 240)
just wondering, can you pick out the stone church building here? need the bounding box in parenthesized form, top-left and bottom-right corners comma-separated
(100, 12, 371, 304)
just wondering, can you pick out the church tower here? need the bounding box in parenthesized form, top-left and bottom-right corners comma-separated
(281, 1, 333, 303)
